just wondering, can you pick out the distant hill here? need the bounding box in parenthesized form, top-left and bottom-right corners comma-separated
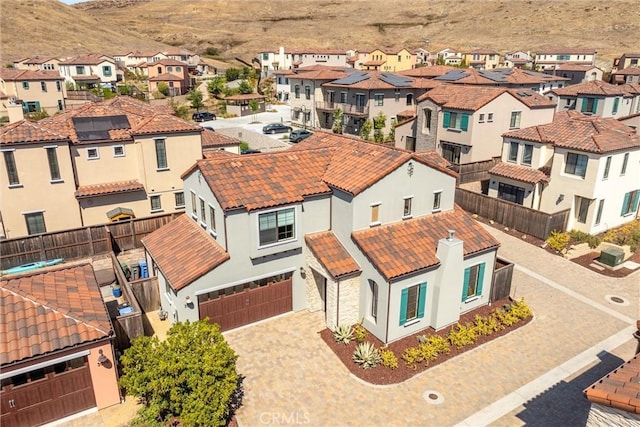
(2, 0, 639, 66)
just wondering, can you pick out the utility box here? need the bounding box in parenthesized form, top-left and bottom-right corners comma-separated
(600, 247, 625, 267)
(131, 262, 140, 280)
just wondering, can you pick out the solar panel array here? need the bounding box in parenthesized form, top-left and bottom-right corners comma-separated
(434, 70, 469, 81)
(379, 73, 413, 87)
(478, 70, 507, 82)
(72, 115, 131, 141)
(331, 71, 370, 85)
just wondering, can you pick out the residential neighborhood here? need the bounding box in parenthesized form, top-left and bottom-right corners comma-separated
(1, 5, 640, 426)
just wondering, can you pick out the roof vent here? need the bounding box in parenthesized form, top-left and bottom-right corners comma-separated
(447, 230, 455, 241)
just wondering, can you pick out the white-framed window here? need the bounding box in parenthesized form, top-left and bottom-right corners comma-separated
(294, 85, 300, 99)
(304, 86, 311, 100)
(403, 197, 413, 218)
(22, 82, 29, 90)
(374, 93, 384, 106)
(479, 113, 485, 123)
(522, 144, 533, 166)
(621, 190, 639, 217)
(509, 111, 522, 129)
(487, 113, 494, 123)
(3, 150, 20, 186)
(174, 191, 185, 209)
(150, 195, 162, 212)
(113, 145, 125, 157)
(199, 198, 206, 227)
(399, 282, 426, 326)
(368, 280, 378, 321)
(155, 138, 168, 170)
(603, 156, 611, 180)
(462, 263, 485, 302)
(86, 147, 99, 159)
(370, 203, 381, 226)
(258, 207, 295, 246)
(45, 146, 61, 182)
(595, 199, 605, 225)
(508, 142, 519, 162)
(565, 152, 588, 178)
(423, 108, 432, 132)
(433, 191, 442, 212)
(209, 204, 217, 235)
(190, 191, 197, 217)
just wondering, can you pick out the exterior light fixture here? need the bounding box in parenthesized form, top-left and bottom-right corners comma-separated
(407, 161, 414, 177)
(97, 349, 109, 367)
(185, 295, 193, 307)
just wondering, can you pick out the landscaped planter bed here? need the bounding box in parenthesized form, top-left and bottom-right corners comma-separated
(320, 297, 532, 385)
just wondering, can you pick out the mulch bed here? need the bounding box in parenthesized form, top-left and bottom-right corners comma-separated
(319, 297, 532, 385)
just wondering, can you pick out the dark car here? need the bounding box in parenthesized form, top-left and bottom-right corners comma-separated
(241, 149, 262, 155)
(289, 129, 313, 143)
(192, 112, 216, 122)
(262, 123, 292, 134)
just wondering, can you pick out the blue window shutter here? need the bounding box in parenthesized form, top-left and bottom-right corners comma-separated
(461, 114, 469, 131)
(632, 191, 640, 212)
(580, 98, 587, 113)
(592, 98, 599, 113)
(621, 192, 631, 215)
(443, 111, 451, 128)
(462, 267, 471, 301)
(477, 263, 486, 296)
(35, 101, 41, 111)
(417, 282, 427, 318)
(399, 288, 408, 325)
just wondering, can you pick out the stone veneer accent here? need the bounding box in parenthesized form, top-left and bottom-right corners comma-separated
(337, 276, 360, 327)
(415, 99, 438, 152)
(587, 403, 640, 426)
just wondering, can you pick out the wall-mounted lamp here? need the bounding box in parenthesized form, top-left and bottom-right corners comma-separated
(97, 349, 109, 367)
(299, 267, 306, 278)
(407, 161, 414, 177)
(185, 295, 193, 308)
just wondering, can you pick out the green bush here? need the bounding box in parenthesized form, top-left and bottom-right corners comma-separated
(546, 230, 570, 252)
(586, 235, 602, 249)
(569, 229, 590, 243)
(333, 324, 354, 345)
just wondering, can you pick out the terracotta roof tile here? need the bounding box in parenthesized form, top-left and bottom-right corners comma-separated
(585, 353, 640, 414)
(59, 54, 114, 65)
(203, 149, 239, 159)
(225, 94, 266, 101)
(430, 68, 568, 86)
(616, 67, 640, 76)
(201, 129, 240, 148)
(133, 114, 202, 135)
(0, 69, 64, 81)
(323, 71, 416, 90)
(75, 180, 145, 198)
(142, 214, 229, 291)
(1, 264, 112, 366)
(148, 73, 184, 82)
(0, 120, 69, 145)
(287, 68, 350, 81)
(553, 64, 600, 72)
(551, 80, 628, 97)
(352, 207, 500, 281)
(489, 162, 551, 184)
(418, 85, 555, 110)
(147, 59, 188, 66)
(305, 231, 361, 280)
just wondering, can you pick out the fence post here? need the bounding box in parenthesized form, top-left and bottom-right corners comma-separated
(39, 235, 46, 261)
(105, 226, 113, 253)
(87, 227, 94, 255)
(130, 219, 137, 248)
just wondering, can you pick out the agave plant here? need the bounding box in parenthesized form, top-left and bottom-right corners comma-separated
(352, 342, 381, 369)
(333, 324, 354, 345)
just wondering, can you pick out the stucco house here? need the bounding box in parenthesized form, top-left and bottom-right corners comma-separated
(147, 59, 192, 97)
(142, 132, 505, 344)
(1, 264, 120, 425)
(58, 54, 118, 89)
(0, 69, 66, 115)
(461, 49, 501, 70)
(612, 53, 640, 74)
(548, 80, 640, 119)
(258, 47, 351, 76)
(357, 48, 416, 72)
(412, 85, 556, 166)
(544, 64, 603, 86)
(13, 56, 61, 72)
(612, 67, 640, 85)
(487, 112, 640, 234)
(534, 48, 597, 71)
(503, 51, 533, 69)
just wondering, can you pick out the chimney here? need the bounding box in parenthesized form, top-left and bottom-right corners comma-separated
(7, 103, 24, 124)
(432, 230, 464, 330)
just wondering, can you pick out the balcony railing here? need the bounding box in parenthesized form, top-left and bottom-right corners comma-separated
(315, 101, 368, 116)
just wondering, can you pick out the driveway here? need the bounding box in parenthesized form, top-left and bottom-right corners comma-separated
(225, 225, 639, 427)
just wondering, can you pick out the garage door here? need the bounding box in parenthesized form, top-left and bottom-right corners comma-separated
(199, 273, 293, 331)
(1, 356, 96, 427)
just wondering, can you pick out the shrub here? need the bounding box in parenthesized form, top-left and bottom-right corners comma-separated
(510, 298, 533, 320)
(447, 323, 477, 348)
(379, 347, 398, 369)
(586, 235, 602, 249)
(425, 335, 450, 354)
(474, 314, 494, 336)
(494, 307, 520, 327)
(401, 346, 422, 369)
(353, 322, 367, 343)
(416, 334, 428, 344)
(546, 230, 570, 252)
(352, 342, 381, 369)
(603, 221, 640, 252)
(569, 229, 590, 243)
(333, 324, 354, 345)
(417, 342, 439, 364)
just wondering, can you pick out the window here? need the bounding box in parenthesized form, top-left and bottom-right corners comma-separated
(22, 81, 29, 90)
(209, 205, 216, 232)
(176, 66, 181, 72)
(394, 89, 400, 102)
(423, 108, 432, 132)
(577, 196, 590, 223)
(374, 94, 384, 106)
(498, 182, 525, 205)
(441, 143, 461, 164)
(113, 145, 125, 157)
(57, 100, 64, 111)
(87, 147, 99, 159)
(174, 192, 185, 208)
(433, 191, 442, 211)
(621, 190, 640, 216)
(369, 280, 378, 321)
(581, 97, 598, 114)
(462, 263, 485, 301)
(595, 199, 604, 225)
(487, 113, 494, 123)
(565, 153, 588, 178)
(199, 198, 206, 226)
(603, 156, 611, 180)
(522, 144, 533, 166)
(46, 147, 61, 181)
(150, 195, 162, 212)
(102, 66, 112, 76)
(305, 86, 311, 100)
(294, 85, 300, 99)
(25, 212, 46, 235)
(76, 66, 85, 75)
(258, 207, 295, 246)
(403, 197, 412, 217)
(621, 153, 629, 175)
(509, 111, 521, 129)
(3, 151, 20, 186)
(262, 53, 269, 60)
(41, 81, 47, 92)
(370, 203, 380, 225)
(155, 139, 168, 169)
(479, 113, 485, 123)
(406, 94, 413, 105)
(443, 111, 469, 131)
(508, 142, 519, 162)
(340, 92, 347, 104)
(613, 97, 620, 114)
(56, 81, 62, 91)
(399, 282, 426, 325)
(191, 191, 197, 216)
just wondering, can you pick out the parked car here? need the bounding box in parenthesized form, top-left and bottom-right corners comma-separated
(262, 123, 292, 134)
(241, 149, 262, 155)
(192, 112, 216, 122)
(289, 129, 313, 143)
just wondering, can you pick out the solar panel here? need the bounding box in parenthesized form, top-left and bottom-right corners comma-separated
(331, 71, 370, 85)
(379, 72, 413, 87)
(434, 70, 468, 81)
(72, 115, 131, 141)
(478, 70, 507, 82)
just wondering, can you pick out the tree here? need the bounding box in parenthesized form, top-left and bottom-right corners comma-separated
(157, 82, 170, 96)
(360, 119, 372, 140)
(120, 320, 239, 426)
(249, 98, 260, 123)
(386, 119, 396, 142)
(435, 56, 446, 66)
(168, 98, 189, 120)
(187, 88, 204, 110)
(225, 67, 240, 81)
(332, 108, 344, 134)
(238, 80, 253, 94)
(207, 76, 226, 98)
(373, 112, 386, 143)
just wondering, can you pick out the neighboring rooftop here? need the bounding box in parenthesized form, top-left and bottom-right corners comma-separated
(584, 352, 640, 415)
(418, 85, 556, 110)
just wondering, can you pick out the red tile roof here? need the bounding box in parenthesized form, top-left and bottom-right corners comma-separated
(0, 120, 69, 145)
(584, 353, 640, 414)
(1, 264, 112, 366)
(536, 48, 597, 55)
(305, 232, 361, 280)
(133, 114, 202, 135)
(59, 54, 114, 65)
(0, 69, 64, 81)
(617, 67, 640, 76)
(149, 73, 184, 82)
(552, 64, 600, 72)
(551, 80, 628, 97)
(286, 68, 350, 81)
(225, 94, 266, 101)
(489, 162, 551, 184)
(201, 129, 240, 148)
(203, 149, 239, 159)
(75, 180, 145, 198)
(396, 65, 457, 78)
(352, 207, 500, 281)
(323, 71, 417, 90)
(504, 113, 640, 154)
(142, 214, 229, 291)
(418, 85, 555, 111)
(431, 68, 569, 86)
(147, 59, 188, 66)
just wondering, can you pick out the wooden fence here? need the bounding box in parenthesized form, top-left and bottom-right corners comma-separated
(110, 253, 145, 352)
(455, 188, 570, 240)
(490, 258, 514, 303)
(0, 213, 178, 270)
(451, 157, 501, 184)
(130, 277, 160, 313)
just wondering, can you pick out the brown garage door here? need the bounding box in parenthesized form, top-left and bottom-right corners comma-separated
(199, 273, 293, 331)
(1, 356, 96, 427)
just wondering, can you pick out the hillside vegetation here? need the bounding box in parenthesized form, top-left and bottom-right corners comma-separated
(2, 0, 638, 65)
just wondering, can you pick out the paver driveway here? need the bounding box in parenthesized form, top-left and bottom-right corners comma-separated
(225, 226, 639, 427)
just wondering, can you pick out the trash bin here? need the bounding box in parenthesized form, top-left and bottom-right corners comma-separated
(112, 285, 122, 298)
(131, 262, 140, 280)
(120, 262, 131, 280)
(139, 259, 148, 278)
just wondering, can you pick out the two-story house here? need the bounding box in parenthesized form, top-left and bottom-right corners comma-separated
(0, 69, 66, 115)
(544, 64, 603, 86)
(534, 48, 597, 71)
(612, 53, 640, 74)
(58, 54, 118, 90)
(412, 85, 556, 166)
(258, 47, 351, 76)
(13, 56, 60, 72)
(358, 48, 416, 72)
(488, 112, 640, 234)
(147, 59, 192, 97)
(548, 80, 640, 119)
(503, 51, 533, 69)
(436, 48, 464, 66)
(142, 132, 503, 344)
(0, 96, 203, 238)
(461, 49, 501, 70)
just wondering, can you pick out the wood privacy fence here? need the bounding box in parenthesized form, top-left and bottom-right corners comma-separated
(0, 213, 178, 270)
(451, 158, 501, 184)
(110, 253, 145, 352)
(455, 188, 570, 240)
(490, 258, 514, 303)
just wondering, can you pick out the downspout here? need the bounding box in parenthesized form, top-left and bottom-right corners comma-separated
(68, 140, 84, 227)
(385, 280, 391, 344)
(336, 280, 340, 327)
(223, 212, 229, 252)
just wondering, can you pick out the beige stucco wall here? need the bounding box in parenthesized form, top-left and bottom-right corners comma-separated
(0, 79, 65, 115)
(586, 403, 640, 426)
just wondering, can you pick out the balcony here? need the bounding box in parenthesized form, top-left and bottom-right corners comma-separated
(315, 101, 368, 117)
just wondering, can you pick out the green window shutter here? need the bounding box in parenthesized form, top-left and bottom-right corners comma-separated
(477, 263, 486, 296)
(399, 288, 408, 326)
(580, 98, 587, 113)
(35, 101, 41, 111)
(462, 267, 471, 301)
(460, 114, 469, 131)
(443, 111, 451, 128)
(592, 98, 599, 113)
(633, 191, 640, 212)
(621, 192, 631, 216)
(417, 282, 427, 318)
